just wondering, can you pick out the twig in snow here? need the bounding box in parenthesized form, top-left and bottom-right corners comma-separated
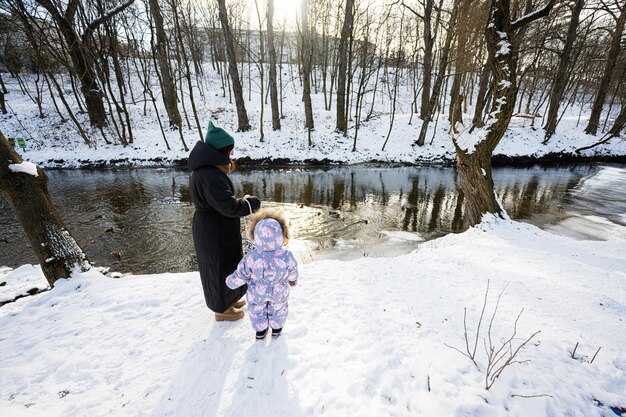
(511, 393, 553, 399)
(571, 341, 579, 359)
(484, 307, 541, 390)
(590, 347, 602, 364)
(445, 280, 540, 391)
(444, 280, 490, 367)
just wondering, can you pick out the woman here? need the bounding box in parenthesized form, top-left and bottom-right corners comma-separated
(188, 121, 261, 321)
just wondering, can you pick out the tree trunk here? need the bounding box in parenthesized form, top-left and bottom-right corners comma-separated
(336, 0, 354, 133)
(455, 148, 502, 227)
(300, 0, 314, 136)
(217, 0, 251, 132)
(543, 0, 584, 141)
(148, 0, 182, 129)
(448, 0, 474, 127)
(608, 103, 626, 137)
(63, 27, 108, 127)
(472, 62, 491, 128)
(0, 131, 89, 286)
(267, 0, 281, 130)
(0, 90, 6, 114)
(585, 3, 626, 135)
(421, 0, 434, 120)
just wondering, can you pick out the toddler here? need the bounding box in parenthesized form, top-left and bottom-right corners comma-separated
(226, 209, 298, 339)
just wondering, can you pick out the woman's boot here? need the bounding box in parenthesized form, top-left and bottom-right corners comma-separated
(215, 306, 244, 321)
(232, 298, 246, 309)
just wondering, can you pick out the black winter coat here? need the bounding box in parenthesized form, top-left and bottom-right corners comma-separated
(188, 141, 260, 312)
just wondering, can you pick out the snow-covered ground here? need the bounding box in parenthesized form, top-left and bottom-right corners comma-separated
(2, 67, 625, 415)
(1, 215, 625, 417)
(1, 67, 624, 168)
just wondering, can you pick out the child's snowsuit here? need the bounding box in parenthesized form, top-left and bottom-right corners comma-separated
(226, 218, 298, 331)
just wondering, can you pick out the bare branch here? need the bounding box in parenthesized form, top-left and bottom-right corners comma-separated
(402, 1, 424, 20)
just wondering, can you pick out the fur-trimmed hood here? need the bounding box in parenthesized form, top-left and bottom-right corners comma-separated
(247, 209, 289, 250)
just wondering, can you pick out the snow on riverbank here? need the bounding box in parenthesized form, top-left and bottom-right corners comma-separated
(1, 70, 624, 169)
(1, 217, 625, 417)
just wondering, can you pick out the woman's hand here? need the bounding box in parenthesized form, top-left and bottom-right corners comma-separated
(243, 195, 261, 213)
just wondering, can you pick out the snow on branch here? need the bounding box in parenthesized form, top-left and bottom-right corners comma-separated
(82, 0, 135, 41)
(511, 0, 556, 31)
(8, 161, 39, 177)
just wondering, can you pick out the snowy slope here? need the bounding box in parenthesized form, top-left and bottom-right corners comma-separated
(1, 69, 624, 169)
(1, 217, 624, 417)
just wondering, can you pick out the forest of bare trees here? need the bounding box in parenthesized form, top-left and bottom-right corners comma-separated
(0, 0, 625, 225)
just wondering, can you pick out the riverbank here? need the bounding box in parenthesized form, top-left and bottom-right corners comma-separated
(20, 152, 626, 170)
(6, 116, 625, 169)
(1, 216, 625, 417)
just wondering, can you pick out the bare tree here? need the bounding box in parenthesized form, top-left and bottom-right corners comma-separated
(585, 1, 626, 135)
(267, 0, 281, 130)
(413, 0, 460, 146)
(300, 0, 314, 144)
(147, 0, 182, 129)
(336, 0, 354, 133)
(217, 0, 251, 132)
(32, 0, 135, 127)
(543, 0, 585, 141)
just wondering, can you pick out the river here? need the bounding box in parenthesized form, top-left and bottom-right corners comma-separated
(1, 164, 624, 274)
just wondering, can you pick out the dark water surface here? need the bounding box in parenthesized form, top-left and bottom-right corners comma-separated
(0, 165, 618, 274)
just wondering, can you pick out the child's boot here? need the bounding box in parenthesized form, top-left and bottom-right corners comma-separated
(271, 328, 282, 337)
(256, 328, 268, 339)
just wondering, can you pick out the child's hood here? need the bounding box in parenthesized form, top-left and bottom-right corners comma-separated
(254, 218, 284, 251)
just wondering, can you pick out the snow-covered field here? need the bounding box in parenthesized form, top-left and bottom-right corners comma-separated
(1, 215, 625, 417)
(1, 67, 624, 168)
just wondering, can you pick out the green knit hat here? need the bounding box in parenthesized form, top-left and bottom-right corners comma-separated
(204, 121, 234, 149)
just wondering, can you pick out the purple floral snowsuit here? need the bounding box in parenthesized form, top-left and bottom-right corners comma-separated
(226, 218, 298, 331)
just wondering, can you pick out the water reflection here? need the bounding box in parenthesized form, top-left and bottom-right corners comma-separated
(0, 165, 603, 274)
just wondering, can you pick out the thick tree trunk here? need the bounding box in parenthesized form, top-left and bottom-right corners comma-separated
(543, 0, 584, 141)
(148, 0, 182, 129)
(0, 131, 89, 286)
(455, 149, 501, 227)
(453, 0, 555, 227)
(267, 0, 281, 130)
(585, 4, 626, 135)
(336, 0, 354, 133)
(217, 0, 251, 132)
